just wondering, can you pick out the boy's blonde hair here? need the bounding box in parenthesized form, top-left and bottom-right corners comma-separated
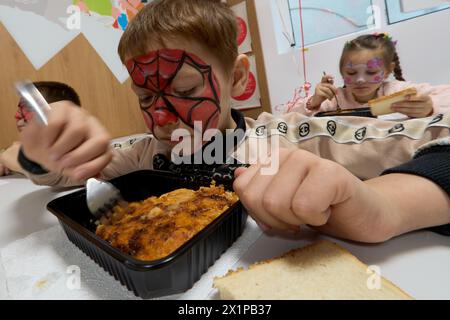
(118, 0, 238, 73)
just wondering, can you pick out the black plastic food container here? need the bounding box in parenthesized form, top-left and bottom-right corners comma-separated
(47, 170, 247, 299)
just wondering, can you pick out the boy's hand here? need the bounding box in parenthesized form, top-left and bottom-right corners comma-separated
(391, 94, 434, 118)
(0, 142, 22, 174)
(308, 75, 338, 109)
(233, 149, 391, 242)
(0, 163, 10, 176)
(19, 101, 113, 181)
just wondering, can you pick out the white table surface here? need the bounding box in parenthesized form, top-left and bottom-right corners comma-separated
(1, 173, 450, 300)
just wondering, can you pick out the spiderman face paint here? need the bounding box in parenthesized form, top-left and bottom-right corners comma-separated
(343, 58, 385, 86)
(126, 49, 221, 140)
(15, 98, 34, 131)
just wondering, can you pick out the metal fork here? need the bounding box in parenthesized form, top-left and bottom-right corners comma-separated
(15, 81, 122, 219)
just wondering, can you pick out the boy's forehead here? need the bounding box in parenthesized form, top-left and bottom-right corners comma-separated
(125, 38, 217, 68)
(130, 65, 201, 90)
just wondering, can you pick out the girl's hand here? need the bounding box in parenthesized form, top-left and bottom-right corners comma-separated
(19, 101, 113, 181)
(308, 75, 338, 109)
(391, 94, 434, 118)
(233, 149, 392, 242)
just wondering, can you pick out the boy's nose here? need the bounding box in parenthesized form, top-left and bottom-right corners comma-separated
(152, 96, 178, 127)
(153, 108, 178, 127)
(14, 111, 22, 121)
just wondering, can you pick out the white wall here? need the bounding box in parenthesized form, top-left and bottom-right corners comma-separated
(255, 0, 450, 111)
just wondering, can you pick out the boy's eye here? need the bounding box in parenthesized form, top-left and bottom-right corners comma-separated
(174, 87, 196, 97)
(367, 71, 379, 75)
(346, 71, 357, 76)
(139, 95, 156, 106)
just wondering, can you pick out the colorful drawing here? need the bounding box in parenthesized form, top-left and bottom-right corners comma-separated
(73, 0, 112, 16)
(119, 0, 145, 21)
(111, 0, 146, 30)
(72, 0, 146, 30)
(112, 6, 129, 30)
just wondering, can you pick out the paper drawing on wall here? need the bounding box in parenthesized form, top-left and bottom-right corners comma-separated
(72, 0, 147, 29)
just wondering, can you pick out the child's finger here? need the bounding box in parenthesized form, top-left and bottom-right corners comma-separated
(57, 137, 111, 171)
(321, 75, 334, 84)
(254, 219, 271, 232)
(391, 107, 414, 113)
(233, 163, 261, 193)
(391, 104, 427, 111)
(322, 83, 338, 95)
(323, 88, 336, 100)
(70, 152, 113, 181)
(291, 171, 333, 227)
(261, 152, 310, 226)
(331, 87, 338, 97)
(239, 169, 299, 232)
(394, 100, 426, 107)
(64, 119, 113, 177)
(406, 110, 429, 117)
(391, 107, 428, 117)
(292, 161, 355, 226)
(42, 107, 70, 149)
(405, 94, 429, 102)
(234, 167, 247, 178)
(234, 151, 300, 231)
(317, 87, 334, 100)
(49, 123, 87, 162)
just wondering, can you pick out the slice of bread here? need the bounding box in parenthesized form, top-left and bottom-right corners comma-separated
(213, 240, 413, 300)
(369, 88, 418, 116)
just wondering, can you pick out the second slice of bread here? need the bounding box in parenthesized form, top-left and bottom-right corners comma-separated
(213, 240, 412, 300)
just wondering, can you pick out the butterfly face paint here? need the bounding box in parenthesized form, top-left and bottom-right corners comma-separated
(126, 49, 221, 139)
(14, 98, 34, 131)
(343, 57, 385, 86)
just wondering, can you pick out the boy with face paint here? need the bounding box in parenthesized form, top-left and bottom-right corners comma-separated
(0, 82, 81, 176)
(18, 1, 450, 243)
(294, 33, 450, 118)
(0, 98, 36, 176)
(126, 49, 223, 143)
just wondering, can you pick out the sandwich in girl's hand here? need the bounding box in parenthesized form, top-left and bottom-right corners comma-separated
(369, 87, 417, 116)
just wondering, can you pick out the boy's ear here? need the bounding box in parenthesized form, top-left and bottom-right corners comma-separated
(231, 54, 250, 97)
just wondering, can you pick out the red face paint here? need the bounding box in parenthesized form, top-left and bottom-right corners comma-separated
(15, 99, 34, 130)
(126, 49, 221, 139)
